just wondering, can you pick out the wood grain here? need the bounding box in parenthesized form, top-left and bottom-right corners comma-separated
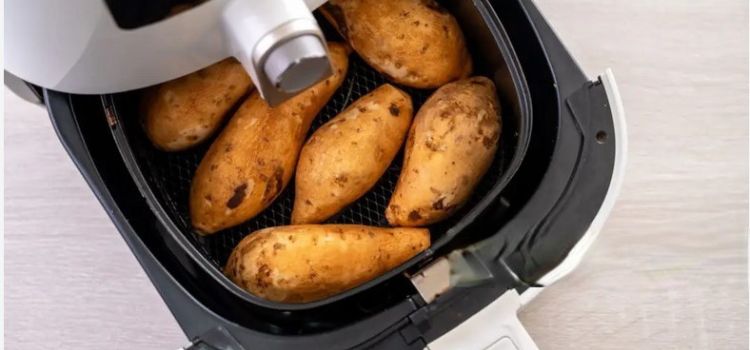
(4, 0, 748, 349)
(520, 0, 748, 349)
(4, 90, 185, 349)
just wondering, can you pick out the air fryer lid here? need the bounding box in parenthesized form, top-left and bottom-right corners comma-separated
(104, 0, 531, 314)
(6, 0, 334, 106)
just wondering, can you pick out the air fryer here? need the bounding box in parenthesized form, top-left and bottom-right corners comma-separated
(7, 0, 626, 348)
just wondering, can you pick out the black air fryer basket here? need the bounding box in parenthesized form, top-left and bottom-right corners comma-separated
(103, 0, 531, 311)
(41, 0, 619, 348)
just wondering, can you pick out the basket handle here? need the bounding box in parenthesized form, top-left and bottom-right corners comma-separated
(426, 289, 539, 350)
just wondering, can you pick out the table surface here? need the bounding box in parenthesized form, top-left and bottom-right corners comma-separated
(5, 0, 748, 349)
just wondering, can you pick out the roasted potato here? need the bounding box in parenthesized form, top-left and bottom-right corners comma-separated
(386, 77, 500, 226)
(224, 225, 430, 303)
(190, 43, 350, 234)
(292, 84, 413, 224)
(142, 58, 253, 151)
(322, 0, 472, 89)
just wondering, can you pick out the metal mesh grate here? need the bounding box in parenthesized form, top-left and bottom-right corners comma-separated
(111, 53, 507, 269)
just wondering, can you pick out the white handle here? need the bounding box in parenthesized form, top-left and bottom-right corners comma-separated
(427, 290, 539, 350)
(497, 313, 539, 350)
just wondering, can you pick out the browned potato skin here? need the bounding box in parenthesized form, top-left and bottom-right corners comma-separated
(142, 58, 253, 151)
(386, 77, 501, 226)
(190, 43, 350, 234)
(292, 84, 413, 224)
(323, 0, 472, 89)
(224, 225, 430, 303)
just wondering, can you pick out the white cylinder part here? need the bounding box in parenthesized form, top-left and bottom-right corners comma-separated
(222, 0, 330, 105)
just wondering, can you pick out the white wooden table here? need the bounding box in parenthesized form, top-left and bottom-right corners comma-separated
(5, 0, 748, 348)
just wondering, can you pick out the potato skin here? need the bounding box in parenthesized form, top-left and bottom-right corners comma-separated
(386, 77, 501, 226)
(224, 225, 430, 303)
(323, 0, 472, 89)
(190, 43, 350, 234)
(292, 84, 413, 224)
(143, 58, 253, 151)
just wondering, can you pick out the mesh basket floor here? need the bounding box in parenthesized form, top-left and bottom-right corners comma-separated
(112, 53, 507, 269)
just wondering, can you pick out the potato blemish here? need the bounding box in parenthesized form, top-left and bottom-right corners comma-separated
(389, 103, 400, 116)
(262, 167, 284, 204)
(226, 183, 248, 209)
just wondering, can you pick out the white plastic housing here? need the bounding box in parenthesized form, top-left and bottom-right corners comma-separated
(5, 0, 328, 103)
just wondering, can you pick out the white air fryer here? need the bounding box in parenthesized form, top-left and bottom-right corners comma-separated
(5, 0, 626, 349)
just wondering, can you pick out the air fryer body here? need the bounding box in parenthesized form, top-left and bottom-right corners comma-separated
(33, 0, 625, 349)
(5, 0, 332, 105)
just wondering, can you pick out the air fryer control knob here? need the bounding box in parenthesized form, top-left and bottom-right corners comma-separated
(264, 35, 331, 94)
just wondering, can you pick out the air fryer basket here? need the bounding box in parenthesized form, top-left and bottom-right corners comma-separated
(104, 0, 531, 310)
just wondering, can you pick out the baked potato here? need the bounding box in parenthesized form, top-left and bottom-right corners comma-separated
(224, 225, 430, 303)
(322, 0, 472, 89)
(386, 77, 501, 226)
(292, 84, 413, 224)
(190, 43, 350, 234)
(142, 58, 253, 151)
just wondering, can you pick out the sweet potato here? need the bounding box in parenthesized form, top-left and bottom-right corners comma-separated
(190, 43, 350, 234)
(386, 77, 501, 226)
(292, 84, 413, 224)
(225, 225, 430, 303)
(322, 0, 472, 88)
(143, 58, 253, 151)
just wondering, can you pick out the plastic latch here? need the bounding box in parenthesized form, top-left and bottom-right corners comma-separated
(398, 320, 427, 347)
(180, 327, 245, 350)
(410, 250, 496, 304)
